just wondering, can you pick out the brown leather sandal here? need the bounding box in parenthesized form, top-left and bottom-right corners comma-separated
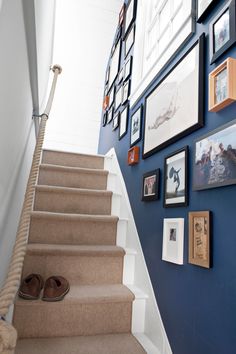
(19, 274, 44, 300)
(42, 276, 70, 302)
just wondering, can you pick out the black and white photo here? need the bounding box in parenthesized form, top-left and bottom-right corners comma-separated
(119, 105, 129, 139)
(162, 218, 184, 265)
(142, 169, 160, 201)
(130, 105, 142, 147)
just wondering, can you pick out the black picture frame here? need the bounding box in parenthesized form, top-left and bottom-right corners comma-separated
(130, 105, 142, 147)
(105, 66, 110, 84)
(197, 0, 216, 23)
(124, 25, 135, 58)
(108, 39, 121, 89)
(143, 34, 204, 159)
(112, 112, 120, 131)
(122, 80, 131, 104)
(123, 0, 136, 38)
(119, 105, 129, 140)
(118, 67, 124, 84)
(102, 111, 107, 127)
(164, 146, 188, 208)
(124, 56, 133, 81)
(108, 85, 114, 108)
(209, 0, 236, 64)
(114, 85, 123, 111)
(193, 119, 236, 191)
(107, 106, 114, 124)
(142, 169, 160, 201)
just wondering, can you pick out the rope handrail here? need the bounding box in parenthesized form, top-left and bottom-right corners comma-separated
(0, 64, 62, 354)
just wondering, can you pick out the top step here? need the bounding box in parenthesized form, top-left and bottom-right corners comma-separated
(42, 150, 105, 170)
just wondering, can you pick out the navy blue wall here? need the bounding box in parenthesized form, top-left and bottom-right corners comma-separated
(98, 1, 236, 353)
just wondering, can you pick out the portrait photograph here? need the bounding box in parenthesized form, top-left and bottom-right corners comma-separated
(142, 169, 160, 201)
(213, 9, 230, 53)
(130, 105, 142, 147)
(162, 218, 184, 265)
(215, 67, 227, 104)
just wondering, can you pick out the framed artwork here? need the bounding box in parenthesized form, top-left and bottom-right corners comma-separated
(193, 119, 236, 190)
(125, 25, 135, 58)
(122, 80, 131, 104)
(130, 105, 142, 147)
(124, 56, 133, 81)
(209, 0, 236, 64)
(105, 67, 110, 84)
(164, 147, 188, 208)
(112, 112, 120, 131)
(108, 40, 121, 89)
(103, 95, 109, 111)
(108, 86, 115, 108)
(114, 85, 123, 111)
(102, 111, 107, 127)
(107, 106, 114, 124)
(209, 57, 236, 112)
(142, 169, 160, 201)
(128, 146, 139, 165)
(143, 34, 204, 158)
(124, 0, 136, 37)
(118, 67, 124, 84)
(119, 105, 129, 140)
(119, 4, 126, 25)
(162, 218, 184, 265)
(189, 211, 211, 268)
(197, 0, 216, 22)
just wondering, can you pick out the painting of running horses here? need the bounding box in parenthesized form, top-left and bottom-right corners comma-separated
(143, 35, 204, 158)
(193, 119, 236, 190)
(164, 147, 188, 207)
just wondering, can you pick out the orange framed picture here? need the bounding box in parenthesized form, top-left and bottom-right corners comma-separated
(103, 96, 109, 111)
(127, 146, 139, 165)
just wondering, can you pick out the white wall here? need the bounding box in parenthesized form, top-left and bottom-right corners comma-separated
(44, 0, 123, 154)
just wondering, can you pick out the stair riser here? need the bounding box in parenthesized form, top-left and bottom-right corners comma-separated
(34, 190, 112, 215)
(38, 168, 108, 190)
(29, 217, 117, 245)
(22, 254, 123, 285)
(42, 151, 104, 169)
(14, 301, 132, 338)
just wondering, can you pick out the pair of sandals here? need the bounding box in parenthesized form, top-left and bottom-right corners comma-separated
(19, 274, 70, 302)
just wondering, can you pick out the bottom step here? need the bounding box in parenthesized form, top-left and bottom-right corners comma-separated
(15, 333, 146, 354)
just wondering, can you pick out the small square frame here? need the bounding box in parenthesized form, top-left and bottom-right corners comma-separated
(112, 112, 120, 131)
(130, 105, 142, 147)
(128, 146, 139, 165)
(119, 105, 129, 140)
(162, 218, 184, 265)
(142, 169, 160, 201)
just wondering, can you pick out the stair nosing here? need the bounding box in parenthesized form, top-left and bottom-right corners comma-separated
(35, 185, 113, 196)
(43, 149, 105, 160)
(39, 163, 108, 175)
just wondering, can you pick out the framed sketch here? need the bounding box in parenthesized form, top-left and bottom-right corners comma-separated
(102, 111, 107, 127)
(143, 34, 204, 158)
(108, 40, 121, 89)
(119, 105, 129, 140)
(209, 57, 236, 112)
(193, 119, 236, 190)
(164, 147, 188, 208)
(209, 0, 236, 64)
(114, 85, 123, 111)
(122, 80, 131, 104)
(162, 218, 184, 265)
(125, 25, 135, 58)
(142, 169, 160, 201)
(130, 105, 142, 147)
(124, 56, 133, 81)
(112, 112, 120, 131)
(197, 0, 216, 22)
(107, 106, 114, 124)
(124, 0, 136, 37)
(189, 211, 211, 268)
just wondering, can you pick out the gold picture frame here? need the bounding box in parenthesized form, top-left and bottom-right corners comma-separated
(188, 211, 211, 268)
(209, 57, 236, 112)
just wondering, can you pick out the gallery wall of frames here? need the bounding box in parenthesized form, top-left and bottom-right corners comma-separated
(98, 1, 236, 354)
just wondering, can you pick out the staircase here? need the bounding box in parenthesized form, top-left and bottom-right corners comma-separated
(13, 149, 146, 354)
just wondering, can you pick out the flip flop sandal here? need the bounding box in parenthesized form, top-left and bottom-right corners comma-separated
(42, 276, 70, 302)
(19, 273, 44, 300)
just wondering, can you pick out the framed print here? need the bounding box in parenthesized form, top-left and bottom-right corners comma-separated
(125, 26, 135, 58)
(103, 95, 109, 111)
(130, 105, 142, 147)
(107, 106, 114, 124)
(112, 112, 120, 131)
(143, 34, 204, 158)
(162, 218, 184, 265)
(102, 111, 107, 127)
(164, 147, 188, 208)
(189, 211, 211, 268)
(193, 119, 236, 190)
(124, 0, 136, 37)
(108, 85, 115, 108)
(209, 57, 236, 112)
(115, 85, 123, 111)
(142, 169, 160, 201)
(209, 0, 236, 64)
(128, 146, 139, 165)
(105, 66, 110, 84)
(118, 67, 124, 84)
(197, 0, 216, 22)
(119, 4, 126, 26)
(122, 80, 131, 104)
(124, 56, 132, 81)
(108, 40, 121, 89)
(119, 105, 129, 140)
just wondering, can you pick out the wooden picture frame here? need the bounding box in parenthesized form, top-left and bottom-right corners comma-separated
(112, 112, 120, 131)
(164, 146, 188, 208)
(124, 0, 136, 38)
(142, 169, 160, 201)
(103, 95, 109, 111)
(130, 105, 142, 147)
(119, 105, 129, 139)
(124, 25, 135, 58)
(197, 0, 216, 23)
(188, 211, 211, 268)
(209, 0, 236, 64)
(143, 34, 204, 158)
(162, 218, 184, 265)
(209, 57, 236, 112)
(128, 146, 139, 165)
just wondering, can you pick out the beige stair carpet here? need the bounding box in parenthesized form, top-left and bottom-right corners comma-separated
(13, 150, 146, 354)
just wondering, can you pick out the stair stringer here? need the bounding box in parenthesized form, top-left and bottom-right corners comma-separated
(104, 148, 172, 354)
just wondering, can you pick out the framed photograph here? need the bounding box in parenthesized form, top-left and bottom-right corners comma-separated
(209, 0, 236, 64)
(197, 0, 216, 22)
(209, 57, 236, 112)
(119, 3, 126, 25)
(118, 67, 124, 84)
(125, 25, 135, 58)
(119, 105, 129, 140)
(143, 34, 204, 158)
(108, 85, 115, 108)
(189, 211, 211, 268)
(130, 105, 142, 147)
(142, 169, 160, 201)
(164, 147, 188, 208)
(112, 112, 120, 131)
(128, 146, 139, 165)
(108, 40, 121, 89)
(107, 106, 114, 124)
(102, 111, 107, 127)
(105, 66, 110, 84)
(122, 80, 131, 104)
(124, 56, 132, 81)
(193, 119, 236, 190)
(103, 95, 109, 111)
(114, 85, 123, 111)
(162, 218, 184, 265)
(124, 0, 136, 37)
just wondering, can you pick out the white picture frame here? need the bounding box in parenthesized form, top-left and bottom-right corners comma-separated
(162, 218, 184, 265)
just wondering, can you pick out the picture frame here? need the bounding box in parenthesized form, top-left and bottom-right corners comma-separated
(105, 66, 110, 84)
(119, 3, 126, 26)
(114, 85, 123, 111)
(124, 0, 136, 37)
(209, 0, 236, 64)
(102, 111, 107, 127)
(164, 146, 188, 208)
(119, 105, 129, 140)
(188, 211, 211, 268)
(124, 25, 135, 58)
(143, 34, 204, 158)
(118, 67, 124, 84)
(108, 40, 121, 89)
(122, 80, 131, 104)
(142, 169, 160, 201)
(209, 57, 236, 112)
(197, 0, 216, 23)
(124, 56, 133, 81)
(128, 146, 139, 165)
(112, 112, 120, 131)
(162, 218, 184, 265)
(107, 106, 114, 124)
(108, 85, 115, 108)
(130, 105, 142, 147)
(193, 118, 236, 191)
(103, 95, 109, 111)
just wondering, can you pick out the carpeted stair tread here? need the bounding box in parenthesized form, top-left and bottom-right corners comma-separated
(35, 184, 113, 196)
(15, 333, 146, 354)
(40, 163, 108, 174)
(30, 210, 118, 222)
